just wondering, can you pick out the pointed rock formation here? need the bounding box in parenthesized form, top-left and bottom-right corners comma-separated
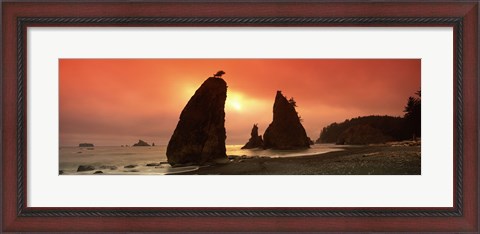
(133, 139, 150, 147)
(166, 77, 227, 166)
(241, 124, 264, 149)
(263, 91, 310, 150)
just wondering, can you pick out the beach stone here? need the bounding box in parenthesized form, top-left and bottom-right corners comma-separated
(146, 163, 160, 166)
(241, 124, 264, 149)
(166, 77, 227, 166)
(77, 165, 95, 172)
(263, 91, 310, 150)
(124, 169, 140, 172)
(124, 164, 137, 168)
(100, 165, 118, 170)
(59, 170, 64, 175)
(93, 171, 103, 174)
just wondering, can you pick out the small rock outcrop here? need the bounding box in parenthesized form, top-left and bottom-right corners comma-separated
(133, 140, 150, 147)
(263, 91, 311, 150)
(77, 165, 95, 172)
(79, 143, 94, 147)
(99, 165, 117, 170)
(166, 77, 227, 166)
(241, 124, 264, 149)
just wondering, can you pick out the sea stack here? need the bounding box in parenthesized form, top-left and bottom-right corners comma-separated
(133, 139, 150, 147)
(263, 91, 310, 149)
(241, 124, 264, 149)
(166, 77, 227, 166)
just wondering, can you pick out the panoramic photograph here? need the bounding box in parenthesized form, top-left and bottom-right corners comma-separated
(59, 59, 421, 175)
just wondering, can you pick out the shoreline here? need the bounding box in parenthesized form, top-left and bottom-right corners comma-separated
(175, 145, 421, 175)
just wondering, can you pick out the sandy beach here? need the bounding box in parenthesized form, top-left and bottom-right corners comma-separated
(177, 145, 421, 175)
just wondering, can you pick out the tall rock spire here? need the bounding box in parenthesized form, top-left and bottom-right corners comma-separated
(166, 77, 227, 166)
(241, 124, 264, 149)
(263, 91, 310, 149)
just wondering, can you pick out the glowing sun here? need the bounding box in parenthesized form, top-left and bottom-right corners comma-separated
(231, 100, 242, 111)
(226, 92, 245, 112)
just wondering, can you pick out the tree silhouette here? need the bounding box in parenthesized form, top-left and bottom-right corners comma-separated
(403, 90, 421, 140)
(288, 97, 297, 107)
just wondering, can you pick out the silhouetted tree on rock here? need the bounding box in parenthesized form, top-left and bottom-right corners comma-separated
(403, 90, 421, 140)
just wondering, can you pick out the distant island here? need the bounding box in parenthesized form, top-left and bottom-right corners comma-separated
(133, 139, 150, 147)
(79, 143, 94, 147)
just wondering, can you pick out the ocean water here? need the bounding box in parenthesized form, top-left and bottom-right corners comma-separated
(59, 144, 343, 175)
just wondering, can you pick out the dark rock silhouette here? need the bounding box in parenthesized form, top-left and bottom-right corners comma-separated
(263, 91, 310, 150)
(124, 164, 137, 168)
(167, 77, 227, 166)
(77, 165, 95, 172)
(93, 171, 103, 174)
(133, 139, 150, 147)
(336, 124, 392, 145)
(241, 124, 264, 149)
(79, 143, 94, 147)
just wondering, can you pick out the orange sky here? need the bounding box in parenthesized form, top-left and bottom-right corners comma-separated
(59, 59, 420, 146)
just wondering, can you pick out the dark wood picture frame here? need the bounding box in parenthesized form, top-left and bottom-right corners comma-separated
(2, 1, 478, 232)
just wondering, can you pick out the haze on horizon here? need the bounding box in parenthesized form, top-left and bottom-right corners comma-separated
(59, 59, 420, 147)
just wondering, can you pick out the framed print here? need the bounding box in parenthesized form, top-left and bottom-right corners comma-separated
(2, 1, 478, 232)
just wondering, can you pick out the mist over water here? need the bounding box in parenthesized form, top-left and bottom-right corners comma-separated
(59, 144, 343, 175)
